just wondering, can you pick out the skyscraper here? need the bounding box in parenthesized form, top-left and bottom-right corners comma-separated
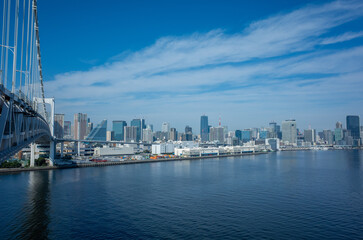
(200, 115, 209, 142)
(282, 120, 297, 144)
(74, 113, 88, 140)
(124, 126, 138, 142)
(143, 127, 153, 143)
(209, 126, 224, 143)
(113, 120, 127, 141)
(162, 122, 170, 133)
(63, 121, 72, 138)
(54, 114, 64, 138)
(86, 120, 107, 141)
(131, 119, 143, 142)
(304, 129, 315, 144)
(169, 128, 177, 141)
(346, 115, 360, 139)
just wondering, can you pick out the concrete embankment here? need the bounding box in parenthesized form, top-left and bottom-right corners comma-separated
(0, 152, 268, 174)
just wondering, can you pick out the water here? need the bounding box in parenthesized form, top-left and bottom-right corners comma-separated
(0, 150, 362, 239)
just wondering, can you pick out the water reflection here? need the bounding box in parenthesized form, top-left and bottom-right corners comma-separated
(17, 171, 51, 240)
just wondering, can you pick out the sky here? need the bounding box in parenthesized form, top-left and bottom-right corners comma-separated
(37, 0, 363, 132)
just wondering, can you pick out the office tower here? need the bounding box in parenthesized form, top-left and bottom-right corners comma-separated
(323, 130, 333, 145)
(143, 128, 153, 143)
(86, 120, 107, 141)
(200, 115, 209, 142)
(54, 114, 64, 139)
(269, 122, 277, 138)
(63, 121, 72, 137)
(74, 113, 88, 140)
(113, 120, 127, 141)
(346, 115, 360, 139)
(170, 128, 177, 141)
(282, 120, 297, 144)
(235, 130, 242, 141)
(335, 122, 343, 143)
(259, 128, 268, 139)
(304, 129, 315, 143)
(124, 126, 138, 142)
(185, 125, 192, 134)
(131, 119, 142, 141)
(242, 130, 251, 143)
(209, 126, 224, 143)
(162, 122, 170, 133)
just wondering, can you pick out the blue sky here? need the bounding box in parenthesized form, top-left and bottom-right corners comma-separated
(38, 0, 363, 132)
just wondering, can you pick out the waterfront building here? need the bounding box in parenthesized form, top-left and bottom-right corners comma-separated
(152, 143, 175, 155)
(54, 114, 64, 139)
(94, 146, 134, 156)
(266, 138, 280, 151)
(74, 113, 88, 140)
(346, 115, 360, 140)
(86, 120, 107, 141)
(162, 122, 170, 133)
(63, 121, 72, 138)
(113, 120, 127, 141)
(200, 115, 209, 142)
(124, 126, 138, 142)
(209, 126, 224, 143)
(304, 129, 315, 144)
(282, 120, 297, 144)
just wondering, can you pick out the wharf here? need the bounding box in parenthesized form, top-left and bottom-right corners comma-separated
(0, 152, 268, 174)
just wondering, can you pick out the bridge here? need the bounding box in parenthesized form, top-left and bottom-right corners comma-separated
(0, 0, 54, 165)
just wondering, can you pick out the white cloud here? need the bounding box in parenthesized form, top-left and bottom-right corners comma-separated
(321, 31, 363, 44)
(45, 0, 363, 131)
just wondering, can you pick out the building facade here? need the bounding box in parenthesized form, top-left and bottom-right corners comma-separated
(282, 120, 297, 144)
(200, 115, 209, 142)
(113, 120, 127, 141)
(74, 113, 88, 140)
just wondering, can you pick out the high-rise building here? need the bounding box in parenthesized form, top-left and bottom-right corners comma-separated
(336, 121, 343, 129)
(124, 126, 138, 142)
(282, 120, 297, 144)
(242, 130, 251, 143)
(209, 126, 224, 143)
(74, 113, 88, 140)
(346, 115, 360, 139)
(63, 121, 72, 138)
(86, 120, 107, 141)
(269, 122, 277, 138)
(112, 120, 127, 141)
(147, 124, 153, 132)
(200, 115, 209, 142)
(235, 130, 242, 141)
(323, 130, 334, 145)
(169, 128, 177, 141)
(54, 114, 64, 139)
(162, 122, 170, 133)
(131, 119, 143, 142)
(185, 125, 192, 134)
(304, 129, 315, 143)
(143, 128, 153, 143)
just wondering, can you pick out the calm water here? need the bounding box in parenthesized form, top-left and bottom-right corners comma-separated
(0, 150, 362, 239)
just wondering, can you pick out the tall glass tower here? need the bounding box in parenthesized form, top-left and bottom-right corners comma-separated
(200, 115, 209, 142)
(346, 115, 360, 139)
(85, 120, 107, 141)
(112, 120, 127, 141)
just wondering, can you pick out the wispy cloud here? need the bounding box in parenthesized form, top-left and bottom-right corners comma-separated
(46, 0, 363, 130)
(321, 31, 363, 44)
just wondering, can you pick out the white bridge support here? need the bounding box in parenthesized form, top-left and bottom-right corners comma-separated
(30, 142, 35, 167)
(49, 140, 55, 166)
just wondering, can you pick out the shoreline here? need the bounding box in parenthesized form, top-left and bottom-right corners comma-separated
(0, 152, 268, 174)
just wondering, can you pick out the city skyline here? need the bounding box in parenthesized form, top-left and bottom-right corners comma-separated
(39, 0, 363, 130)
